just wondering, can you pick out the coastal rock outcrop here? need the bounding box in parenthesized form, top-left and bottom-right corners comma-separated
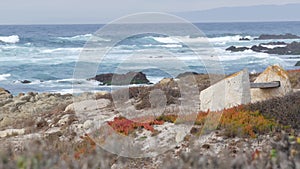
(0, 88, 12, 100)
(65, 99, 111, 113)
(0, 92, 73, 129)
(176, 72, 200, 78)
(226, 46, 249, 52)
(199, 69, 251, 112)
(250, 65, 292, 103)
(254, 33, 300, 40)
(88, 72, 150, 85)
(239, 37, 250, 41)
(20, 80, 31, 84)
(227, 41, 300, 55)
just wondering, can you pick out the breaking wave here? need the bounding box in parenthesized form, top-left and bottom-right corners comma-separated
(0, 35, 20, 44)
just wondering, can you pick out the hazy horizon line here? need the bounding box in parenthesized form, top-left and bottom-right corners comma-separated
(1, 20, 300, 26)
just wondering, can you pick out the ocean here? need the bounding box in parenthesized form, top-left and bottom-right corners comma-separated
(0, 22, 300, 95)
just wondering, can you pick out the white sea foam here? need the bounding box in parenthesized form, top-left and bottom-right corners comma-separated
(0, 35, 20, 44)
(0, 74, 11, 81)
(199, 35, 251, 43)
(57, 34, 111, 42)
(209, 35, 246, 43)
(157, 44, 183, 48)
(152, 37, 180, 44)
(41, 47, 82, 53)
(142, 44, 182, 48)
(261, 44, 287, 49)
(147, 76, 164, 84)
(155, 35, 252, 45)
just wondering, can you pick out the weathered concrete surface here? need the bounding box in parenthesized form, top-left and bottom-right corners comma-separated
(251, 65, 292, 103)
(200, 69, 251, 112)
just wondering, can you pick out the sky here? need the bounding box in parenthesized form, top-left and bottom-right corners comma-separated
(1, 0, 300, 24)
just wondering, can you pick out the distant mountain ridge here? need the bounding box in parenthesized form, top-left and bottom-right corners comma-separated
(175, 3, 300, 23)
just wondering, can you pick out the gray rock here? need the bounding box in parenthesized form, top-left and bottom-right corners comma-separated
(65, 99, 111, 113)
(9, 106, 18, 112)
(14, 100, 27, 107)
(0, 128, 26, 138)
(254, 33, 300, 40)
(226, 46, 249, 52)
(0, 88, 12, 100)
(251, 65, 292, 103)
(83, 120, 93, 129)
(89, 71, 150, 85)
(0, 98, 13, 106)
(19, 95, 32, 101)
(295, 61, 300, 66)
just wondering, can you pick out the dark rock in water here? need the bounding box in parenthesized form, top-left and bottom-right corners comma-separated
(262, 41, 300, 55)
(260, 41, 287, 45)
(295, 61, 300, 66)
(254, 33, 300, 40)
(239, 37, 250, 41)
(228, 41, 300, 55)
(250, 45, 269, 52)
(89, 72, 150, 85)
(21, 80, 31, 84)
(176, 72, 200, 78)
(226, 46, 249, 52)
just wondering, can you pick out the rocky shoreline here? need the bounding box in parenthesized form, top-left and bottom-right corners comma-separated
(227, 34, 300, 67)
(0, 68, 300, 168)
(226, 41, 300, 55)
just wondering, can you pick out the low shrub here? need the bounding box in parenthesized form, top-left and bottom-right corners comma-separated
(107, 116, 164, 135)
(156, 106, 278, 138)
(245, 91, 300, 130)
(219, 108, 277, 138)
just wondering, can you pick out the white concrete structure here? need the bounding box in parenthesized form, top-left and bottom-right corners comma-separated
(200, 69, 251, 112)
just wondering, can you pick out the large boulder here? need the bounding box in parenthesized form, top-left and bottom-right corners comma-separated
(176, 72, 200, 78)
(295, 61, 300, 66)
(88, 72, 150, 85)
(199, 69, 251, 112)
(65, 99, 111, 113)
(226, 46, 249, 52)
(0, 88, 12, 100)
(251, 65, 292, 103)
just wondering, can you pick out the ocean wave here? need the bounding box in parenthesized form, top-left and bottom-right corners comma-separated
(219, 51, 269, 61)
(0, 74, 11, 81)
(209, 35, 251, 43)
(0, 35, 20, 44)
(152, 37, 180, 44)
(142, 44, 183, 48)
(41, 47, 82, 53)
(261, 44, 287, 49)
(54, 78, 100, 86)
(57, 34, 111, 42)
(150, 35, 253, 45)
(57, 34, 92, 41)
(192, 35, 251, 44)
(116, 34, 251, 49)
